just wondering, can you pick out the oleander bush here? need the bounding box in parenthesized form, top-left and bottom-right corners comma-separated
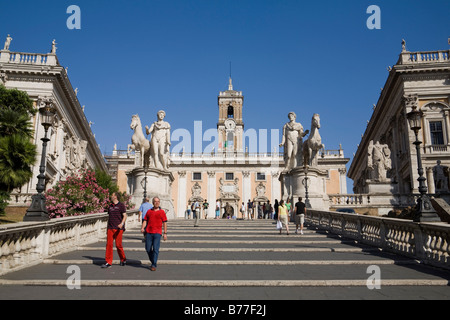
(45, 169, 135, 218)
(45, 169, 110, 218)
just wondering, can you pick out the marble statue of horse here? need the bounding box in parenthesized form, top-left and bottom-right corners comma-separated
(303, 113, 324, 167)
(130, 114, 151, 167)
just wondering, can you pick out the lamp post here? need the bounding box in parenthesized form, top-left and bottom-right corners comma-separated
(141, 164, 148, 204)
(24, 101, 56, 221)
(302, 165, 311, 208)
(406, 105, 440, 222)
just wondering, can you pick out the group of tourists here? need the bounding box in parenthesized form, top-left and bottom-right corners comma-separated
(183, 198, 306, 222)
(101, 193, 306, 271)
(101, 193, 167, 272)
(277, 197, 306, 236)
(184, 200, 209, 219)
(244, 200, 279, 220)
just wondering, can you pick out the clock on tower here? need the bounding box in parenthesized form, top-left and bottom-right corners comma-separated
(217, 78, 244, 152)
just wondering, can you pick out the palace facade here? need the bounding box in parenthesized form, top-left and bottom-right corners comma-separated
(0, 39, 107, 208)
(106, 79, 350, 218)
(348, 41, 450, 211)
(0, 37, 349, 217)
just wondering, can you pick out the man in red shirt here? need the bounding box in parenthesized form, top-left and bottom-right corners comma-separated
(141, 197, 167, 271)
(102, 192, 127, 268)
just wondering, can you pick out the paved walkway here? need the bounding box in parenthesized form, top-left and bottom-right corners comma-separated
(0, 219, 449, 300)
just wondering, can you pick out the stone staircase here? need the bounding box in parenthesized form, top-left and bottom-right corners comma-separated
(0, 219, 449, 300)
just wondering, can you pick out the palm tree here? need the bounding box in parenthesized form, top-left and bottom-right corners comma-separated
(0, 85, 37, 214)
(0, 134, 37, 191)
(0, 108, 34, 138)
(0, 134, 37, 214)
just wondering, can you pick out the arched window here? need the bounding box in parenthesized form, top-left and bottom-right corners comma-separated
(227, 106, 234, 118)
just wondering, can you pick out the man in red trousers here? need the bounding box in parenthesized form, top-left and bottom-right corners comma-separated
(102, 192, 127, 268)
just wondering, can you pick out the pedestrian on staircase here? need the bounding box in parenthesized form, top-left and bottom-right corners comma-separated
(141, 197, 168, 271)
(277, 199, 289, 235)
(102, 192, 127, 268)
(215, 200, 221, 219)
(286, 198, 292, 222)
(294, 197, 306, 235)
(193, 200, 200, 226)
(139, 197, 152, 242)
(274, 199, 279, 220)
(186, 203, 192, 219)
(139, 197, 152, 223)
(247, 200, 254, 220)
(203, 200, 209, 219)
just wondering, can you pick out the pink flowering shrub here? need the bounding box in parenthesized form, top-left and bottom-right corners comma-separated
(45, 169, 110, 218)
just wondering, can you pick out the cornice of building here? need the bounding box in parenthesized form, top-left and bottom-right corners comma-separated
(348, 45, 450, 180)
(0, 49, 107, 171)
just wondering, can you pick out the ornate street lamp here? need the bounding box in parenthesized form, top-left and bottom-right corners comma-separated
(24, 101, 56, 221)
(141, 164, 148, 204)
(302, 165, 311, 208)
(406, 105, 440, 222)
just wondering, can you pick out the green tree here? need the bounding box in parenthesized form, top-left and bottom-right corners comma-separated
(94, 168, 119, 195)
(0, 85, 37, 214)
(93, 168, 135, 210)
(0, 85, 36, 115)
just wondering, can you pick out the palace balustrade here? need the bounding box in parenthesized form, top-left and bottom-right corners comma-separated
(306, 209, 450, 270)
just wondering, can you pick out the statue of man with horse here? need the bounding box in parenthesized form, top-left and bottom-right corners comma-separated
(279, 112, 309, 171)
(130, 110, 171, 171)
(145, 110, 171, 171)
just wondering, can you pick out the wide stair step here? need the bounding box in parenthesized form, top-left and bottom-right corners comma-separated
(0, 219, 449, 300)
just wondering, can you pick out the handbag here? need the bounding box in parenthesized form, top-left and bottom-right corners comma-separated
(276, 220, 282, 230)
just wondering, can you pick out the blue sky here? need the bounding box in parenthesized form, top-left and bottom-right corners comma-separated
(1, 0, 449, 191)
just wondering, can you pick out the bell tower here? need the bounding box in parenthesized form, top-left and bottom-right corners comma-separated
(217, 77, 244, 152)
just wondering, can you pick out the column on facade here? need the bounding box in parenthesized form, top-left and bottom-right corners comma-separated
(426, 167, 435, 194)
(207, 171, 216, 219)
(236, 127, 243, 152)
(52, 117, 65, 184)
(177, 171, 187, 218)
(444, 110, 450, 146)
(338, 168, 347, 194)
(271, 171, 281, 203)
(242, 171, 251, 205)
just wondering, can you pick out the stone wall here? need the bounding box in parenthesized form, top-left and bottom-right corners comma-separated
(0, 210, 139, 276)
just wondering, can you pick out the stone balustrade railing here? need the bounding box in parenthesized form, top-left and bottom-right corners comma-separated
(399, 49, 450, 65)
(169, 152, 284, 165)
(329, 194, 370, 206)
(329, 193, 418, 210)
(7, 193, 33, 207)
(306, 209, 450, 270)
(425, 144, 449, 153)
(0, 50, 59, 66)
(0, 209, 139, 276)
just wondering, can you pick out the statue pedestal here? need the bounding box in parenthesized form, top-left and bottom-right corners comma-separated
(127, 167, 175, 219)
(281, 167, 329, 210)
(365, 180, 397, 194)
